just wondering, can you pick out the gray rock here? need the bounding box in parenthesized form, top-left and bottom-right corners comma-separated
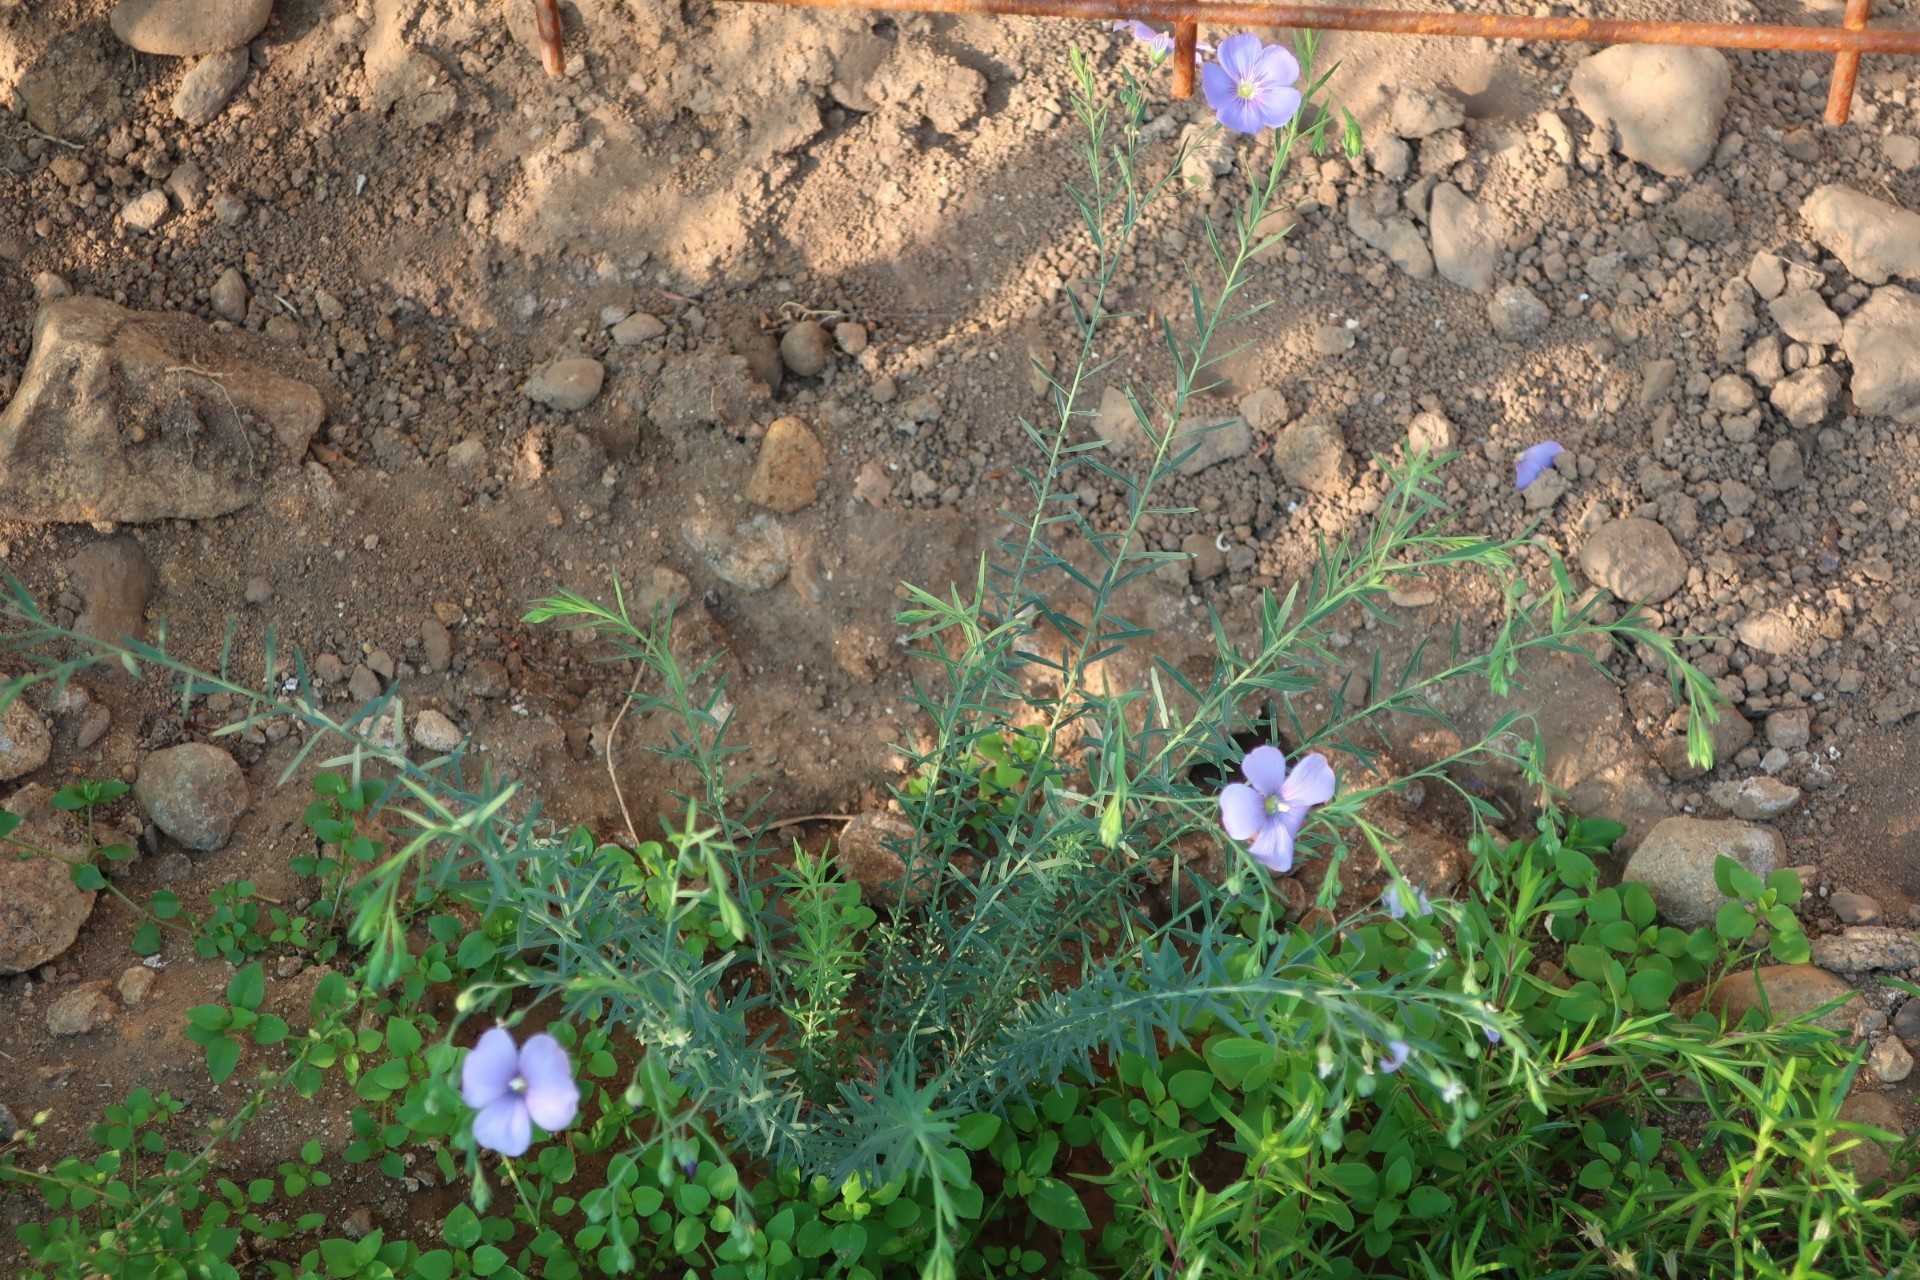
(1428, 183, 1503, 292)
(411, 710, 462, 753)
(69, 536, 153, 649)
(1702, 964, 1856, 1031)
(1668, 186, 1735, 243)
(1766, 439, 1804, 492)
(1710, 373, 1757, 414)
(1577, 517, 1688, 604)
(1655, 708, 1753, 780)
(120, 190, 171, 234)
(1768, 367, 1840, 429)
(0, 297, 325, 522)
(47, 980, 117, 1036)
(1800, 185, 1920, 285)
(1389, 86, 1464, 139)
(779, 322, 834, 377)
(1488, 284, 1550, 339)
(834, 322, 868, 355)
(1271, 417, 1351, 494)
(1622, 817, 1784, 930)
(1736, 610, 1796, 656)
(116, 965, 156, 1006)
(1570, 44, 1730, 177)
(112, 0, 272, 55)
(0, 786, 95, 974)
(681, 513, 790, 592)
(1829, 892, 1882, 925)
(0, 700, 52, 781)
(1707, 776, 1801, 820)
(1840, 286, 1920, 420)
(1767, 289, 1842, 345)
(524, 357, 605, 411)
(171, 48, 250, 125)
(1810, 927, 1920, 974)
(210, 267, 248, 322)
(647, 351, 762, 431)
(1764, 707, 1810, 749)
(1895, 999, 1920, 1039)
(609, 313, 666, 345)
(421, 619, 452, 672)
(1346, 191, 1434, 279)
(135, 742, 249, 851)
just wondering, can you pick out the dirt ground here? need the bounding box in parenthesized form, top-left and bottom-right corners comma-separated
(2, 0, 1918, 1258)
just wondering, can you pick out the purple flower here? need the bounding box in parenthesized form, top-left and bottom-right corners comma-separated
(1514, 441, 1564, 490)
(1112, 19, 1173, 57)
(1218, 746, 1335, 873)
(1379, 1039, 1412, 1073)
(461, 1027, 580, 1157)
(1381, 881, 1432, 920)
(1201, 35, 1302, 135)
(1484, 1025, 1503, 1044)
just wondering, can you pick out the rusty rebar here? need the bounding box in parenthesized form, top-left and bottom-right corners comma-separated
(1172, 20, 1198, 97)
(1824, 0, 1873, 124)
(534, 0, 566, 77)
(729, 0, 1920, 120)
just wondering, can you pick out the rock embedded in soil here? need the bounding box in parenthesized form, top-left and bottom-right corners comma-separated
(47, 981, 118, 1037)
(171, 48, 250, 125)
(0, 700, 52, 781)
(779, 322, 834, 378)
(120, 190, 172, 234)
(1800, 185, 1920, 285)
(0, 786, 95, 974)
(1768, 367, 1839, 429)
(117, 965, 157, 1006)
(1389, 86, 1463, 139)
(1706, 775, 1800, 820)
(1428, 183, 1503, 293)
(411, 710, 462, 753)
(112, 0, 272, 55)
(1767, 289, 1842, 345)
(681, 513, 790, 592)
(1871, 1037, 1915, 1084)
(745, 417, 826, 514)
(211, 267, 249, 322)
(1835, 1090, 1906, 1183)
(524, 357, 605, 412)
(833, 812, 929, 903)
(1577, 518, 1687, 604)
(1895, 1000, 1920, 1039)
(1271, 417, 1351, 494)
(1766, 439, 1804, 491)
(833, 322, 868, 356)
(1764, 708, 1810, 750)
(1809, 927, 1920, 974)
(1829, 892, 1882, 925)
(1488, 284, 1549, 340)
(1700, 964, 1855, 1031)
(609, 313, 666, 346)
(648, 351, 762, 431)
(69, 536, 154, 648)
(1840, 287, 1920, 419)
(135, 742, 249, 852)
(0, 297, 325, 523)
(1570, 44, 1729, 178)
(1347, 190, 1434, 279)
(1655, 708, 1753, 780)
(1622, 817, 1784, 930)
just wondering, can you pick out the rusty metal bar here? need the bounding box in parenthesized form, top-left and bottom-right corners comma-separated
(534, 0, 566, 77)
(1172, 20, 1198, 98)
(1824, 0, 1872, 124)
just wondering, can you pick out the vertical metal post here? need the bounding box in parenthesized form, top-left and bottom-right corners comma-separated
(1172, 21, 1198, 98)
(1824, 0, 1870, 124)
(535, 0, 566, 77)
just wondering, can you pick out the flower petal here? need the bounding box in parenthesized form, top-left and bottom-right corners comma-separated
(1255, 86, 1303, 132)
(461, 1027, 519, 1110)
(1213, 93, 1267, 135)
(517, 1034, 580, 1133)
(1380, 1039, 1412, 1073)
(1279, 752, 1336, 808)
(1251, 43, 1301, 87)
(473, 1097, 533, 1156)
(1514, 441, 1564, 490)
(1200, 62, 1239, 117)
(1249, 819, 1294, 872)
(1214, 32, 1262, 80)
(1219, 783, 1266, 841)
(1240, 745, 1289, 794)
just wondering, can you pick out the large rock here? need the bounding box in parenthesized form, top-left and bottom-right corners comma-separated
(1570, 45, 1730, 177)
(1835, 1090, 1908, 1184)
(0, 297, 326, 523)
(19, 28, 127, 141)
(111, 0, 272, 56)
(1809, 927, 1920, 974)
(1577, 518, 1688, 604)
(1622, 818, 1783, 929)
(1428, 183, 1503, 293)
(1702, 964, 1856, 1032)
(1800, 185, 1920, 286)
(47, 980, 118, 1036)
(681, 513, 790, 592)
(745, 417, 826, 513)
(1346, 190, 1434, 279)
(1841, 287, 1920, 420)
(0, 785, 96, 974)
(0, 701, 52, 781)
(135, 743, 249, 851)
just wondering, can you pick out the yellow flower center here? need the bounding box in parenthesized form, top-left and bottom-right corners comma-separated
(1236, 80, 1257, 100)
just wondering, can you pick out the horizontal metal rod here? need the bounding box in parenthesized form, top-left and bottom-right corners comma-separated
(732, 0, 1920, 55)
